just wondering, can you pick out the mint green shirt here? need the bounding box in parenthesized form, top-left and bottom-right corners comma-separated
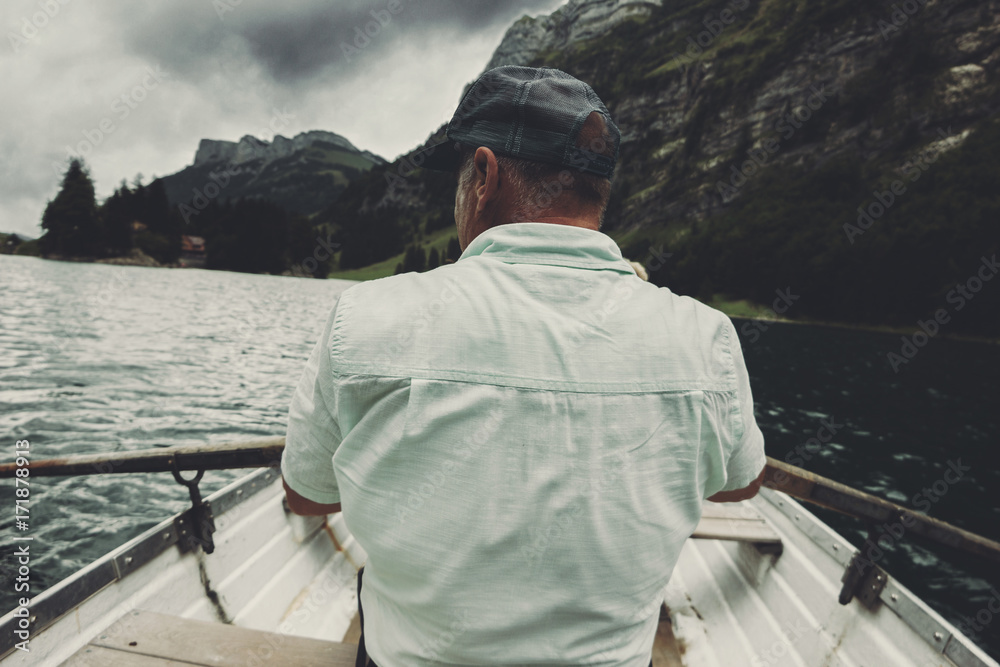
(282, 222, 765, 666)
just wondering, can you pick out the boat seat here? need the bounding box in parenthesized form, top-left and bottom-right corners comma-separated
(691, 500, 783, 554)
(62, 600, 688, 667)
(60, 609, 357, 666)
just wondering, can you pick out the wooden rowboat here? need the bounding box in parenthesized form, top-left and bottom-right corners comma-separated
(1, 443, 997, 666)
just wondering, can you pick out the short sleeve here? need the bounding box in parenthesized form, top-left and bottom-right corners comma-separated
(718, 318, 766, 492)
(281, 301, 343, 504)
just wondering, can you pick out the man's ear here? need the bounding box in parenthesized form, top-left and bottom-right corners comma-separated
(473, 147, 500, 214)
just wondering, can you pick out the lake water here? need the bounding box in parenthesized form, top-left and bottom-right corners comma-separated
(1, 253, 998, 660)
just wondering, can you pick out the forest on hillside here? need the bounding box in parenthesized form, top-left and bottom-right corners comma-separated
(317, 0, 1000, 337)
(32, 159, 334, 278)
(533, 0, 1000, 337)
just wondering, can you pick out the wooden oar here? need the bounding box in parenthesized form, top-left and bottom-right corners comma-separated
(763, 457, 1000, 563)
(0, 437, 285, 477)
(2, 442, 998, 562)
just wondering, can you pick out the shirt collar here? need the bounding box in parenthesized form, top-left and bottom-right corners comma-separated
(458, 222, 637, 275)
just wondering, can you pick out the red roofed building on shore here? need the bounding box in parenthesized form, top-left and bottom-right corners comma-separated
(180, 235, 206, 268)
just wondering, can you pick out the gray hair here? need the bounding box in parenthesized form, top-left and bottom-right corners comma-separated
(457, 148, 613, 227)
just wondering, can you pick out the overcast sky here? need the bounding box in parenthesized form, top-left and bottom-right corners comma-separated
(0, 0, 564, 237)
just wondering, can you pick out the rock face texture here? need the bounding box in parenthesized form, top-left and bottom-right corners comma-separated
(484, 0, 663, 70)
(191, 131, 381, 169)
(476, 0, 1000, 233)
(159, 131, 384, 216)
(374, 0, 1000, 226)
(327, 0, 999, 334)
(192, 139, 238, 167)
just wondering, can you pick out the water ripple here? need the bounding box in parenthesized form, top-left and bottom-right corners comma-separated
(1, 255, 998, 658)
(0, 255, 351, 611)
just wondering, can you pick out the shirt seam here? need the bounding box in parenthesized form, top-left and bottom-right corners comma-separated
(323, 366, 734, 395)
(721, 319, 746, 447)
(459, 223, 632, 273)
(468, 253, 635, 272)
(328, 287, 354, 431)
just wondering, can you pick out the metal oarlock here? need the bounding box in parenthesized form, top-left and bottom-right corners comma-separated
(839, 523, 889, 608)
(171, 460, 216, 554)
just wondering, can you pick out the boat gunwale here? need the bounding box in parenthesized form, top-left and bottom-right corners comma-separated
(757, 487, 998, 667)
(0, 465, 281, 661)
(1, 470, 996, 666)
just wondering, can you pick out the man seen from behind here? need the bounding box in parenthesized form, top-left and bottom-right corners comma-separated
(281, 65, 767, 667)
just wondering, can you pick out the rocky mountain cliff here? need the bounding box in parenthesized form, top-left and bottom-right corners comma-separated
(483, 0, 663, 71)
(322, 0, 999, 335)
(521, 0, 998, 229)
(192, 131, 382, 168)
(157, 130, 384, 216)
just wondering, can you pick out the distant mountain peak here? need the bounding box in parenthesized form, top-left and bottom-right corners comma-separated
(192, 130, 381, 168)
(484, 0, 663, 71)
(162, 129, 386, 215)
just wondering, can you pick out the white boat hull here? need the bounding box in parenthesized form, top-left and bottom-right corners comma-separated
(1, 468, 994, 666)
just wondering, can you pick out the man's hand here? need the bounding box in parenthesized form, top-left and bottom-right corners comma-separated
(707, 466, 766, 503)
(282, 476, 342, 516)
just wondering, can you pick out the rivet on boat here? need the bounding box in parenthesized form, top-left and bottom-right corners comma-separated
(934, 632, 943, 641)
(125, 556, 133, 565)
(795, 514, 800, 520)
(163, 532, 170, 540)
(832, 544, 839, 550)
(891, 594, 898, 602)
(29, 616, 36, 623)
(237, 489, 243, 496)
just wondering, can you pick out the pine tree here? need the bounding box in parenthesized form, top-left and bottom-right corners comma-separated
(401, 244, 427, 273)
(203, 199, 289, 274)
(40, 159, 103, 257)
(101, 181, 134, 256)
(138, 179, 182, 263)
(286, 216, 333, 278)
(427, 247, 440, 270)
(446, 237, 462, 262)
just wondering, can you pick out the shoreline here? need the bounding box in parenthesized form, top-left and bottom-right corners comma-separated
(725, 311, 1000, 346)
(7, 253, 998, 344)
(9, 252, 295, 275)
(22, 249, 176, 268)
(708, 294, 1000, 345)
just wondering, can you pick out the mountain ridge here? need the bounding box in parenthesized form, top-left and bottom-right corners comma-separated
(484, 0, 664, 72)
(191, 130, 383, 168)
(157, 129, 385, 217)
(319, 0, 999, 336)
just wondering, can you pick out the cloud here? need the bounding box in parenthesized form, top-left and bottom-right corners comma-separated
(0, 0, 564, 237)
(115, 0, 558, 86)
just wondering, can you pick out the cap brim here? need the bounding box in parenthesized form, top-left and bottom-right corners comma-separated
(409, 139, 462, 173)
